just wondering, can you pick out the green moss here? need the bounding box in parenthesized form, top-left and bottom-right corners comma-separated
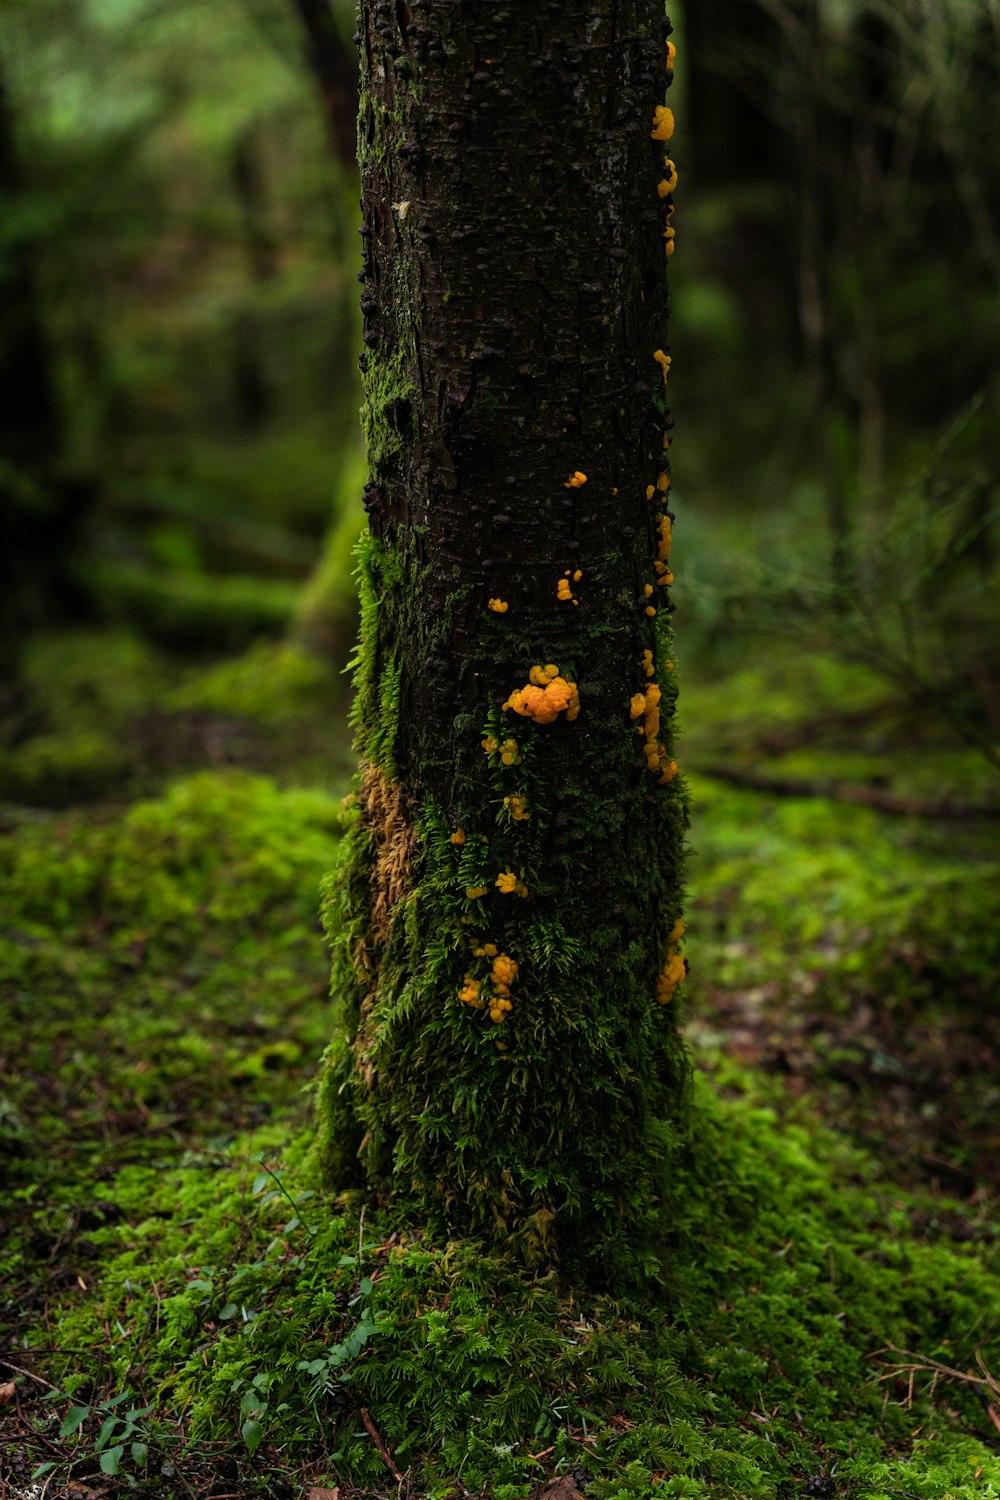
(88, 560, 299, 648)
(23, 1077, 1000, 1498)
(165, 640, 335, 726)
(0, 727, 132, 805)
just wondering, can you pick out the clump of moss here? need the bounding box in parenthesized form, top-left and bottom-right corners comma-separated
(24, 1075, 1000, 1499)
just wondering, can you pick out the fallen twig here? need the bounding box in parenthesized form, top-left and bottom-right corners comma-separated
(360, 1406, 403, 1482)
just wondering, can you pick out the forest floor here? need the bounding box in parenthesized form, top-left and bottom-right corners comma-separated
(1, 625, 998, 1500)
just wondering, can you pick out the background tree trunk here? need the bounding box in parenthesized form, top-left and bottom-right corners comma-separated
(318, 0, 688, 1283)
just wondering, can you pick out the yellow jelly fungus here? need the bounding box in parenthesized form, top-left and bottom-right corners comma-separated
(657, 513, 672, 560)
(661, 160, 679, 195)
(459, 976, 482, 1007)
(659, 571, 674, 587)
(642, 649, 654, 679)
(656, 949, 686, 1004)
(643, 583, 654, 598)
(650, 105, 674, 141)
(482, 735, 499, 755)
(665, 659, 674, 672)
(564, 471, 588, 488)
(474, 942, 499, 957)
(664, 227, 676, 258)
(646, 484, 655, 500)
(493, 954, 518, 986)
(658, 759, 678, 785)
(629, 693, 647, 720)
(504, 669, 580, 724)
(666, 39, 676, 68)
(488, 598, 509, 613)
(496, 870, 518, 894)
(669, 918, 685, 944)
(465, 885, 488, 900)
(499, 737, 522, 766)
(450, 828, 466, 845)
(504, 792, 530, 821)
(653, 349, 671, 383)
(657, 473, 670, 493)
(556, 578, 574, 601)
(645, 605, 657, 617)
(573, 569, 582, 582)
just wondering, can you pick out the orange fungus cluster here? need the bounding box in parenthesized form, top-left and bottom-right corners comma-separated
(656, 918, 686, 1004)
(504, 663, 580, 724)
(459, 948, 519, 1024)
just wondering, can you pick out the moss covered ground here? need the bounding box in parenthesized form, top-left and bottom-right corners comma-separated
(2, 627, 998, 1499)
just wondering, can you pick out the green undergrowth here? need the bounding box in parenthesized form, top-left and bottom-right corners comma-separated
(0, 771, 347, 1184)
(0, 628, 354, 803)
(19, 1076, 1000, 1499)
(3, 635, 998, 1498)
(686, 773, 1000, 1006)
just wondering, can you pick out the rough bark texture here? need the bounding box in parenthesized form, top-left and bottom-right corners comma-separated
(319, 0, 687, 1282)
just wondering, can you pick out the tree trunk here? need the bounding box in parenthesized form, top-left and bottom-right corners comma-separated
(318, 0, 688, 1283)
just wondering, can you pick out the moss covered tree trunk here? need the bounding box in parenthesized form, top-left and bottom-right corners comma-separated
(319, 0, 687, 1281)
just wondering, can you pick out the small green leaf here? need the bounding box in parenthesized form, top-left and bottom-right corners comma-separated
(241, 1417, 264, 1453)
(59, 1405, 90, 1437)
(220, 1302, 238, 1320)
(131, 1441, 149, 1465)
(31, 1462, 58, 1479)
(100, 1445, 124, 1475)
(359, 1277, 373, 1295)
(95, 1414, 119, 1451)
(252, 1173, 270, 1194)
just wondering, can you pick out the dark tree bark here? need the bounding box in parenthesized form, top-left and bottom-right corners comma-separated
(318, 0, 687, 1283)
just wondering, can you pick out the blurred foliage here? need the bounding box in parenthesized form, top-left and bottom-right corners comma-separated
(0, 0, 361, 660)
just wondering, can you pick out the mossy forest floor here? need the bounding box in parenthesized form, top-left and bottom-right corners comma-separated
(2, 626, 999, 1500)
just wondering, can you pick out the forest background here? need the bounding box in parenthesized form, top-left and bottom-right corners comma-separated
(1, 1, 999, 1497)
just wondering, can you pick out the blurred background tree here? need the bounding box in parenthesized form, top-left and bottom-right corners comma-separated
(0, 0, 997, 789)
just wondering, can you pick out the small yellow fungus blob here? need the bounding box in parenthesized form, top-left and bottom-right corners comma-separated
(643, 583, 654, 598)
(653, 348, 671, 383)
(474, 942, 499, 958)
(629, 693, 647, 720)
(658, 571, 674, 587)
(656, 950, 686, 1005)
(482, 735, 499, 755)
(666, 39, 676, 69)
(487, 598, 509, 614)
(450, 828, 466, 845)
(572, 569, 582, 582)
(499, 737, 522, 766)
(658, 759, 678, 785)
(459, 976, 482, 1007)
(564, 471, 588, 488)
(668, 918, 685, 944)
(661, 160, 679, 195)
(493, 953, 518, 987)
(504, 792, 531, 821)
(642, 649, 654, 679)
(645, 484, 655, 500)
(665, 659, 674, 672)
(657, 473, 670, 493)
(645, 605, 657, 617)
(650, 105, 675, 141)
(495, 870, 518, 894)
(465, 885, 488, 900)
(556, 577, 574, 602)
(664, 226, 676, 258)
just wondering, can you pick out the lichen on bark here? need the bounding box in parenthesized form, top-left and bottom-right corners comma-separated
(318, 0, 688, 1283)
